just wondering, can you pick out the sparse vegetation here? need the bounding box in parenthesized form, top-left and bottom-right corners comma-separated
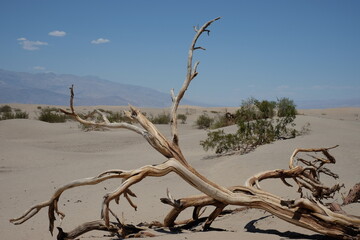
(0, 105, 12, 113)
(195, 113, 214, 129)
(79, 110, 131, 131)
(38, 107, 67, 123)
(277, 97, 297, 117)
(210, 114, 232, 129)
(200, 97, 304, 154)
(149, 112, 170, 124)
(177, 114, 187, 124)
(195, 111, 236, 130)
(254, 99, 276, 119)
(0, 105, 29, 120)
(103, 110, 128, 123)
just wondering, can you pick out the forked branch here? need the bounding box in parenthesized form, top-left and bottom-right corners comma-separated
(170, 17, 221, 145)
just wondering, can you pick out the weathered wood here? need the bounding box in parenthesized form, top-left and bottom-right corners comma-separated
(56, 221, 119, 240)
(343, 183, 360, 205)
(10, 17, 360, 240)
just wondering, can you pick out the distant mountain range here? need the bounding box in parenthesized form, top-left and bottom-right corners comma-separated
(0, 69, 201, 107)
(1, 69, 359, 109)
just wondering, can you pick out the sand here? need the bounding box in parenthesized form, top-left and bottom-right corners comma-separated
(1, 104, 359, 240)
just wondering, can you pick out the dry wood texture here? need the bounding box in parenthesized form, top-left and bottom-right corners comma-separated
(10, 17, 360, 239)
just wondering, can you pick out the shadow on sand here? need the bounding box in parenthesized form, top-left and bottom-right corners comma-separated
(244, 215, 338, 240)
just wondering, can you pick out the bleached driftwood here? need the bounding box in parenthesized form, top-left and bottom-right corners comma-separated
(10, 17, 359, 239)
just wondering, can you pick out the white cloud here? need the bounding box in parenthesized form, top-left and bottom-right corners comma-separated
(48, 30, 66, 37)
(17, 38, 48, 50)
(33, 66, 46, 71)
(91, 38, 110, 44)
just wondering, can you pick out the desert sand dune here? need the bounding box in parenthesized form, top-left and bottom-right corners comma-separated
(1, 105, 359, 239)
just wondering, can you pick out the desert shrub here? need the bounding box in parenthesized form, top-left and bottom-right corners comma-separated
(0, 105, 29, 120)
(106, 111, 128, 122)
(195, 113, 214, 129)
(235, 97, 258, 122)
(196, 111, 237, 130)
(77, 110, 131, 131)
(0, 112, 16, 120)
(211, 114, 230, 129)
(255, 100, 276, 119)
(201, 130, 238, 154)
(149, 112, 170, 124)
(177, 114, 187, 124)
(0, 105, 12, 113)
(277, 97, 297, 117)
(14, 111, 29, 119)
(38, 107, 67, 123)
(201, 97, 305, 155)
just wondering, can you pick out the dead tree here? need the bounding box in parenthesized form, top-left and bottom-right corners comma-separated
(10, 17, 360, 239)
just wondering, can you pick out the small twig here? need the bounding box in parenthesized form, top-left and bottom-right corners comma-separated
(109, 208, 123, 227)
(194, 46, 206, 50)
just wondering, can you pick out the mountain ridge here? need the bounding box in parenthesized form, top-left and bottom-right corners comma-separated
(1, 69, 359, 109)
(0, 69, 201, 107)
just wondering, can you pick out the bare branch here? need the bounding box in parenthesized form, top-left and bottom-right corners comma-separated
(10, 171, 125, 233)
(170, 17, 221, 146)
(59, 86, 179, 159)
(289, 145, 339, 169)
(60, 86, 145, 135)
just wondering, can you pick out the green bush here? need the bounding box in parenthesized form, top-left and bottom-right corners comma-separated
(0, 105, 29, 120)
(195, 113, 214, 129)
(38, 107, 67, 123)
(201, 97, 304, 155)
(254, 100, 276, 119)
(1, 112, 16, 120)
(177, 114, 187, 124)
(195, 111, 237, 130)
(277, 97, 297, 118)
(149, 112, 170, 124)
(106, 111, 128, 122)
(14, 111, 29, 119)
(201, 130, 244, 154)
(0, 105, 12, 113)
(235, 97, 258, 122)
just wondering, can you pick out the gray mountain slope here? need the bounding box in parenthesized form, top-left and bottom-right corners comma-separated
(0, 69, 188, 107)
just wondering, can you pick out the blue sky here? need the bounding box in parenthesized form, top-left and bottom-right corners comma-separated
(1, 0, 359, 107)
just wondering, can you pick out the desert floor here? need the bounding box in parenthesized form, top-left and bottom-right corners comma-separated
(1, 104, 359, 240)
